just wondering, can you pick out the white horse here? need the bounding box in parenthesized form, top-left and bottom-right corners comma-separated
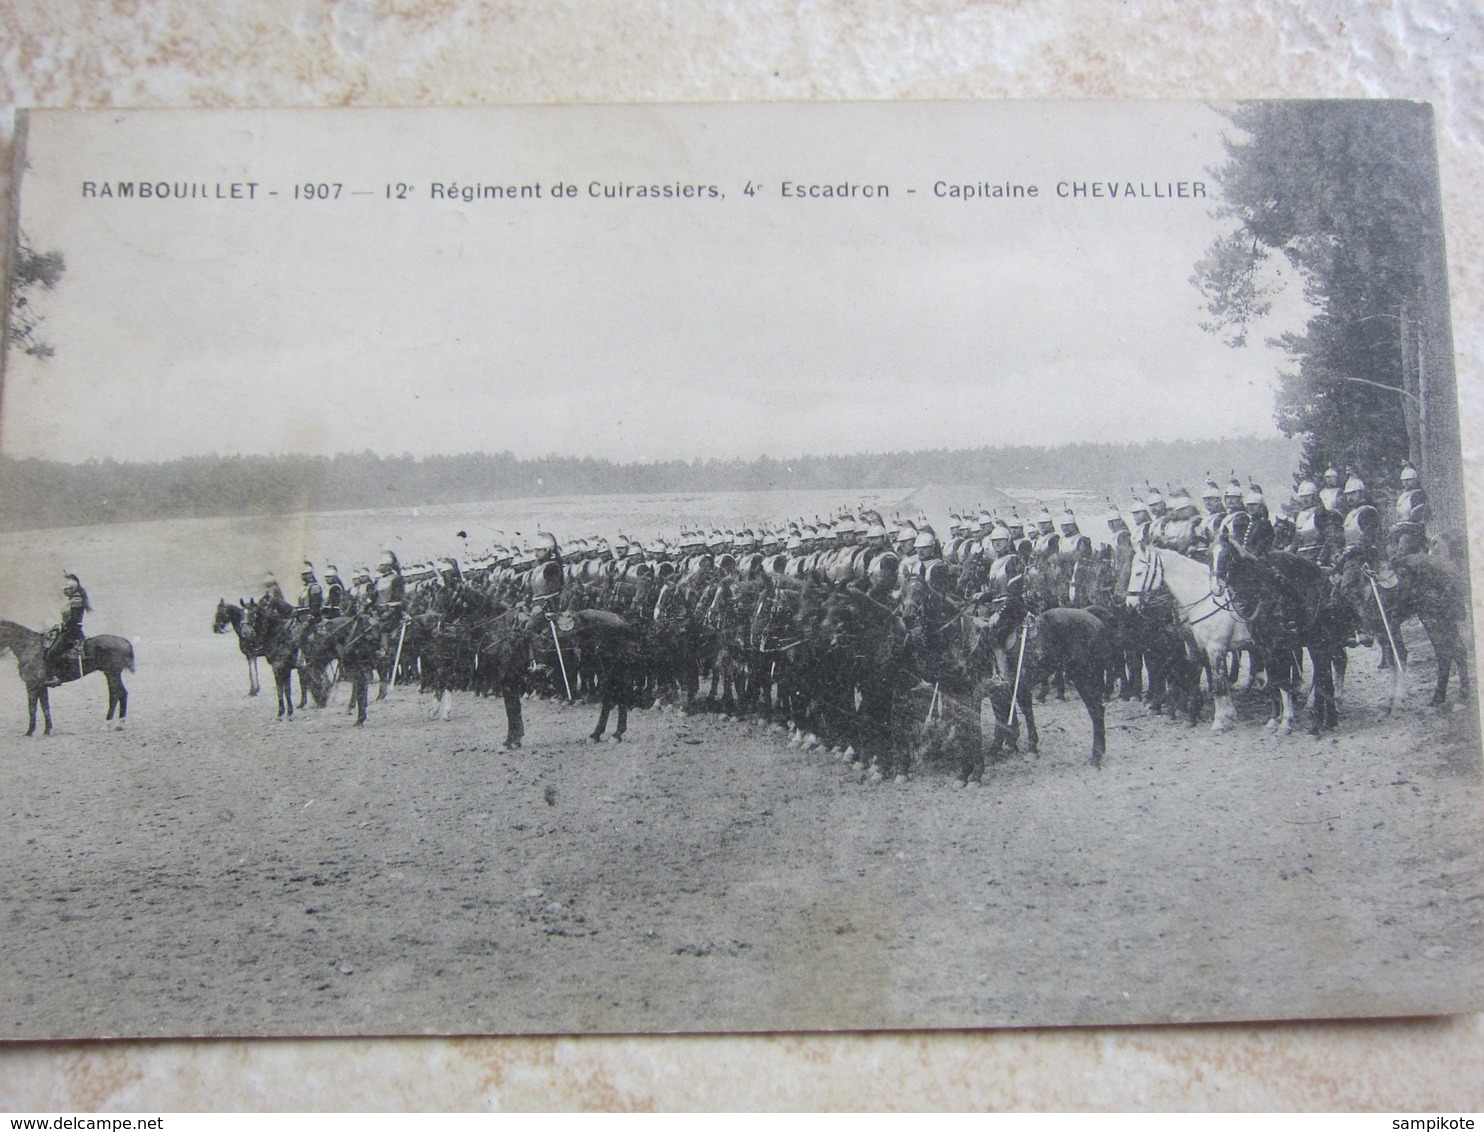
(1125, 539, 1263, 733)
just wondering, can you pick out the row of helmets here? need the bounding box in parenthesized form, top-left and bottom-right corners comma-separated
(268, 462, 1413, 591)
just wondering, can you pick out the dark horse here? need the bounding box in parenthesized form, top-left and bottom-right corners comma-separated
(0, 620, 135, 736)
(985, 608, 1111, 768)
(1211, 532, 1348, 735)
(212, 599, 262, 696)
(1333, 549, 1472, 711)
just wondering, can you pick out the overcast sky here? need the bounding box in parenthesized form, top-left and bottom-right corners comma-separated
(1, 102, 1307, 465)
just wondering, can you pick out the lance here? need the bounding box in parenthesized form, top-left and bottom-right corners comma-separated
(549, 615, 574, 701)
(1007, 615, 1031, 728)
(1369, 572, 1404, 672)
(389, 617, 409, 689)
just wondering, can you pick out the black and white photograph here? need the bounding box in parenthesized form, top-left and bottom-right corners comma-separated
(1, 100, 1480, 1040)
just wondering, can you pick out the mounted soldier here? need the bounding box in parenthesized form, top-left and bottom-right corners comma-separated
(1055, 507, 1096, 606)
(1155, 488, 1203, 557)
(1242, 484, 1276, 555)
(42, 573, 91, 687)
(297, 561, 324, 624)
(1392, 461, 1430, 555)
(1318, 466, 1344, 513)
(322, 564, 348, 618)
(978, 523, 1028, 682)
(1291, 478, 1331, 565)
(1341, 476, 1385, 568)
(1198, 477, 1228, 550)
(1144, 486, 1170, 545)
(1127, 495, 1153, 547)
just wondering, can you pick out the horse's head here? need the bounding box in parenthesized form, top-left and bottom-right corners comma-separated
(1125, 544, 1158, 608)
(212, 599, 232, 634)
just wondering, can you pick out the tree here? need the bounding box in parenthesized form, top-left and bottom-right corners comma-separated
(1192, 101, 1462, 533)
(7, 232, 67, 360)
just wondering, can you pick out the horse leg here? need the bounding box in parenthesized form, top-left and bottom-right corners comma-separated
(38, 687, 52, 736)
(504, 688, 525, 749)
(26, 687, 38, 736)
(247, 655, 260, 696)
(1074, 668, 1106, 767)
(1206, 646, 1234, 733)
(437, 688, 452, 722)
(590, 689, 612, 742)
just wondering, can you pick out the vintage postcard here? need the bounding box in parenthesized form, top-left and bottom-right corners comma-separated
(1, 102, 1480, 1039)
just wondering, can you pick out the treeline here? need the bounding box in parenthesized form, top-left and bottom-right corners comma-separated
(0, 437, 1300, 531)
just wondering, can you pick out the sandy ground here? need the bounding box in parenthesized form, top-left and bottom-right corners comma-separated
(1, 504, 1482, 1038)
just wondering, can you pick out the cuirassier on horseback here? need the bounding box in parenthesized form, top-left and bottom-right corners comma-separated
(42, 573, 90, 687)
(2, 573, 135, 736)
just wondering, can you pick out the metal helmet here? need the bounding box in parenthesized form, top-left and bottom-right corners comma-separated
(1296, 480, 1318, 504)
(989, 524, 1012, 552)
(1223, 477, 1244, 507)
(1058, 508, 1080, 536)
(1400, 462, 1420, 484)
(1243, 484, 1265, 507)
(1344, 475, 1368, 496)
(1324, 466, 1341, 485)
(1200, 478, 1222, 502)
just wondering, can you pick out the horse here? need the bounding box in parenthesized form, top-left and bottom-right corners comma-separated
(538, 608, 653, 743)
(212, 599, 261, 696)
(1126, 539, 1252, 732)
(1210, 533, 1348, 735)
(1332, 549, 1472, 711)
(308, 612, 383, 726)
(471, 608, 533, 750)
(984, 608, 1111, 767)
(898, 573, 1008, 783)
(0, 620, 134, 736)
(816, 583, 913, 781)
(244, 600, 325, 719)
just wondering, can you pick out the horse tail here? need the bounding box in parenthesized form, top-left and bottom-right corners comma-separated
(125, 643, 136, 672)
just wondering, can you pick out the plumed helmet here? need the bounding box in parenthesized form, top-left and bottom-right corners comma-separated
(1243, 484, 1265, 506)
(1400, 462, 1419, 484)
(785, 533, 803, 552)
(1200, 477, 1222, 501)
(1058, 508, 1080, 535)
(913, 530, 938, 552)
(1144, 487, 1167, 514)
(1169, 489, 1198, 517)
(353, 566, 372, 583)
(301, 559, 318, 579)
(378, 550, 400, 573)
(1344, 475, 1367, 495)
(1035, 506, 1055, 530)
(1224, 476, 1244, 504)
(1006, 513, 1026, 539)
(894, 521, 917, 544)
(1296, 480, 1318, 501)
(1128, 497, 1150, 520)
(1324, 466, 1341, 484)
(989, 524, 1012, 547)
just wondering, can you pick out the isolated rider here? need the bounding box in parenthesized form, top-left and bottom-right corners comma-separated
(43, 573, 90, 686)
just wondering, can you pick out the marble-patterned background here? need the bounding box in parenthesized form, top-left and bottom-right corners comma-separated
(1, 0, 1481, 1110)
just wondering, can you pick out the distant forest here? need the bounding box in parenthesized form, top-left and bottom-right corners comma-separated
(0, 437, 1302, 531)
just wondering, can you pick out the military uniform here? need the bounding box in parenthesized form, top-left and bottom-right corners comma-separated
(43, 575, 90, 685)
(1392, 463, 1430, 555)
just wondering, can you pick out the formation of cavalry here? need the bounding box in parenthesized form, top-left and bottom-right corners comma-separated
(194, 466, 1472, 785)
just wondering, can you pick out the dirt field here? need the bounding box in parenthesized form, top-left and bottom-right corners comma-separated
(2, 502, 1482, 1038)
